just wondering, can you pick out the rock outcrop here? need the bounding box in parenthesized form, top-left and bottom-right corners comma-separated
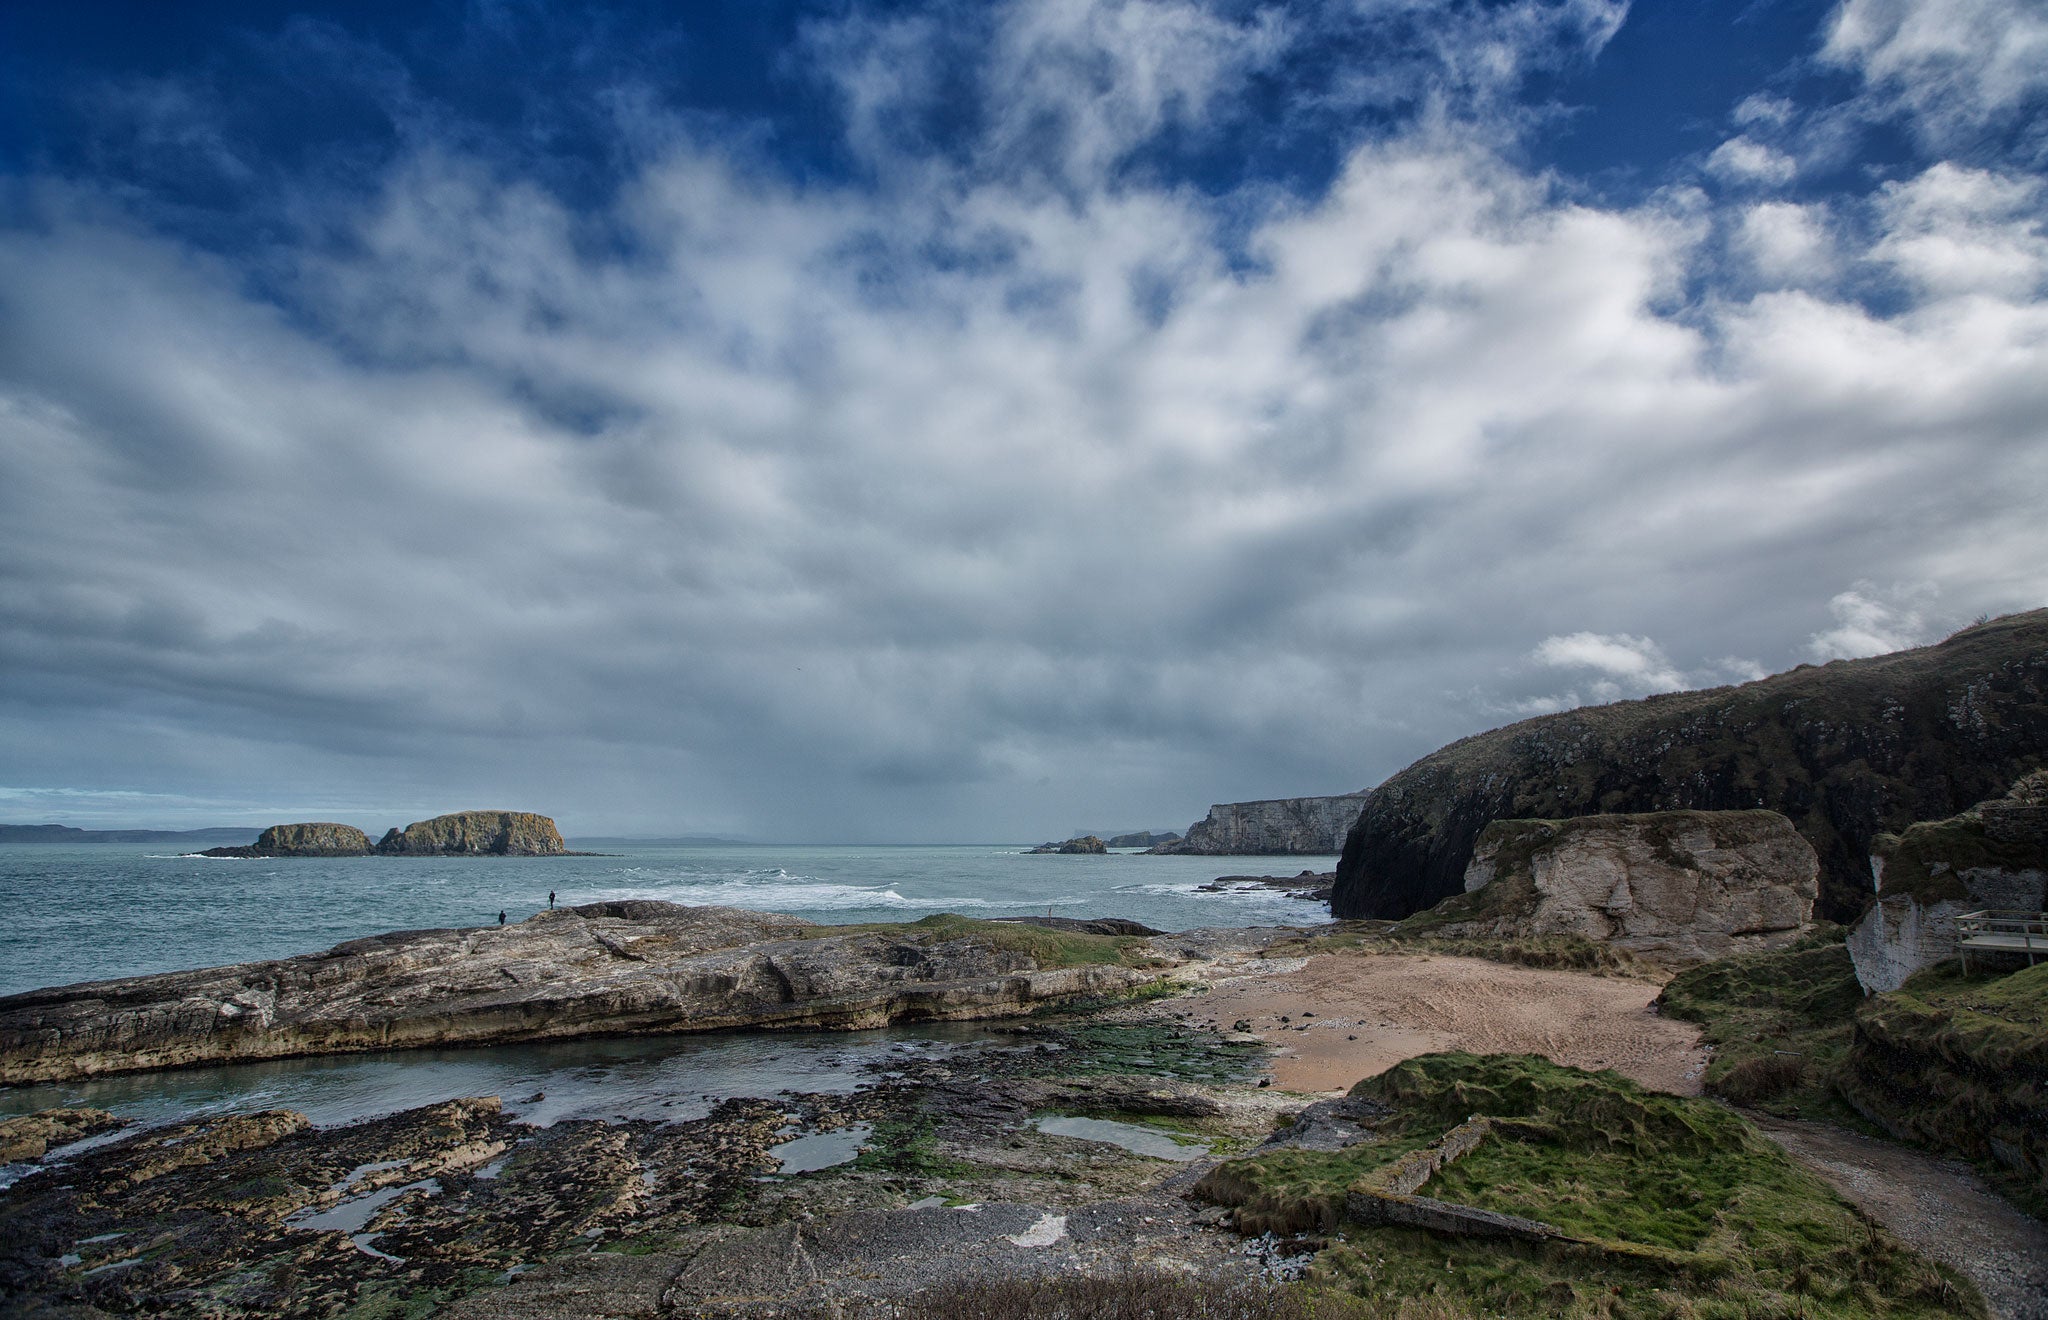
(1105, 830, 1182, 848)
(1151, 793, 1368, 855)
(0, 1106, 125, 1163)
(200, 822, 373, 858)
(375, 811, 565, 856)
(1847, 771, 2048, 993)
(1405, 810, 1817, 967)
(0, 903, 1173, 1084)
(1332, 610, 2048, 923)
(1027, 835, 1108, 854)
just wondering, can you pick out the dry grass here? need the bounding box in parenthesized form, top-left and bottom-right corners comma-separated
(775, 1270, 1384, 1319)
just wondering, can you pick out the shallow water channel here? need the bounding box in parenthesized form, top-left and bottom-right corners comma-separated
(0, 1024, 994, 1138)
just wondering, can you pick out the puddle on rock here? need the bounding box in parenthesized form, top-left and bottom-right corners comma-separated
(768, 1123, 873, 1174)
(289, 1178, 442, 1234)
(1031, 1115, 1209, 1161)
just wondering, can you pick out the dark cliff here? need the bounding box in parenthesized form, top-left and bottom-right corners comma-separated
(1331, 610, 2048, 922)
(375, 811, 566, 856)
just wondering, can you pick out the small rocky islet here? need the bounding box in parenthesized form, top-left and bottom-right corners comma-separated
(199, 810, 570, 859)
(5, 615, 2047, 1317)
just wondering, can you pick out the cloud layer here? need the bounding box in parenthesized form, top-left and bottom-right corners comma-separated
(1, 0, 2045, 837)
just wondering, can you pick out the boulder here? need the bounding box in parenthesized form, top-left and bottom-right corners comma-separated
(1411, 809, 1816, 967)
(376, 811, 566, 856)
(1847, 771, 2048, 993)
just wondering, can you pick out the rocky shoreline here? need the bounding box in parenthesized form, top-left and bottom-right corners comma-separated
(0, 904, 1182, 1086)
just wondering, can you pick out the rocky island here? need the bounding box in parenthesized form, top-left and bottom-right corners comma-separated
(199, 811, 568, 859)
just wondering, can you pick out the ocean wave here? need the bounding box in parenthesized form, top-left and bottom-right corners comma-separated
(1113, 881, 1301, 904)
(578, 878, 1041, 913)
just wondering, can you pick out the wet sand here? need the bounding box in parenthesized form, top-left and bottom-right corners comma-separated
(1153, 949, 1708, 1095)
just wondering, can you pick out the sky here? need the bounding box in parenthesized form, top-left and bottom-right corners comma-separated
(1, 0, 2044, 841)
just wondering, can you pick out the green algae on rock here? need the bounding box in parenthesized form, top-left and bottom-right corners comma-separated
(375, 810, 566, 856)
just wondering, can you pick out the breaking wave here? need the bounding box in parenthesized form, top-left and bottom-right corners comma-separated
(581, 867, 1052, 913)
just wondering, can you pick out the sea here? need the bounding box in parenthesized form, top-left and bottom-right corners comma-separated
(0, 843, 1332, 1142)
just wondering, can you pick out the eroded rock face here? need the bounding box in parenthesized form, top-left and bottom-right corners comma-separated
(1848, 772, 2048, 993)
(1332, 609, 2048, 923)
(1151, 794, 1368, 855)
(1429, 810, 1817, 966)
(375, 811, 566, 856)
(0, 903, 1173, 1084)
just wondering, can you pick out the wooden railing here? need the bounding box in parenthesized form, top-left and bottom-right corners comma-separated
(1957, 910, 2048, 972)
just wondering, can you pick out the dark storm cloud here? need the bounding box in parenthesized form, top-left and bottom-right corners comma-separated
(1, 0, 2044, 838)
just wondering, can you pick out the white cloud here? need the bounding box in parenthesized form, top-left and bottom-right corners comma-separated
(1806, 584, 1937, 660)
(1823, 0, 2048, 148)
(1871, 162, 2048, 296)
(1707, 136, 1799, 187)
(2, 0, 2046, 836)
(1734, 201, 1838, 283)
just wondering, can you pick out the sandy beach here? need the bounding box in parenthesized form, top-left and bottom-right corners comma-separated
(1150, 949, 1708, 1095)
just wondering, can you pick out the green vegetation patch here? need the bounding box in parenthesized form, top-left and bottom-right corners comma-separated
(1266, 921, 1645, 976)
(793, 913, 1160, 969)
(1015, 1019, 1264, 1084)
(1203, 1054, 1980, 1318)
(1842, 960, 2048, 1216)
(1871, 812, 2046, 904)
(1658, 938, 1866, 1119)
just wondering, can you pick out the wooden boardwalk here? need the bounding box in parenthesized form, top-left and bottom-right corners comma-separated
(1958, 910, 2048, 973)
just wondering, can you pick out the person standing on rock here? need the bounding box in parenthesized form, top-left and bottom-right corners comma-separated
(497, 910, 506, 925)
(548, 890, 555, 909)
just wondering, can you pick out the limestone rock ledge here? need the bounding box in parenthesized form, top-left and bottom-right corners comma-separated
(1412, 809, 1817, 967)
(0, 902, 1174, 1085)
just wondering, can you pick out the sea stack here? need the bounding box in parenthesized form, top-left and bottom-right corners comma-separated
(374, 810, 567, 856)
(199, 822, 373, 858)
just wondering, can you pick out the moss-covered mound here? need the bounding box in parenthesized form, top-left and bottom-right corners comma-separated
(1332, 609, 2048, 924)
(1867, 768, 2048, 904)
(1842, 961, 2048, 1216)
(1200, 1053, 1978, 1317)
(375, 810, 565, 856)
(1657, 937, 1865, 1116)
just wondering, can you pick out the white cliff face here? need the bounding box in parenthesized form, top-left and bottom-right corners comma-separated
(1153, 793, 1368, 855)
(1846, 772, 2048, 993)
(1448, 810, 1817, 967)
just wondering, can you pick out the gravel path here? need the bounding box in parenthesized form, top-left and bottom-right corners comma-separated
(1752, 1115, 2048, 1320)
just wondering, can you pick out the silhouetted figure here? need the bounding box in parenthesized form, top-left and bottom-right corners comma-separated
(497, 910, 506, 925)
(548, 890, 556, 909)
